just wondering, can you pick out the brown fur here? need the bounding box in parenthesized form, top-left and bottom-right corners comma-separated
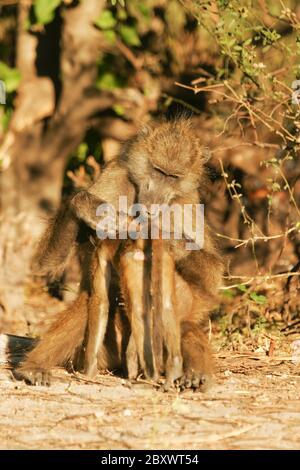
(31, 200, 79, 280)
(116, 237, 183, 386)
(83, 234, 183, 386)
(19, 118, 224, 390)
(151, 238, 183, 387)
(19, 239, 131, 383)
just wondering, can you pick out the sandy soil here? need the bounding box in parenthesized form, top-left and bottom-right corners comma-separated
(1, 356, 300, 450)
(1, 287, 300, 450)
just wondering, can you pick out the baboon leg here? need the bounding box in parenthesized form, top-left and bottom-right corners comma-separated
(120, 241, 154, 379)
(174, 273, 215, 391)
(126, 333, 139, 380)
(84, 243, 111, 378)
(150, 239, 163, 378)
(158, 243, 183, 389)
(180, 318, 213, 391)
(31, 201, 79, 280)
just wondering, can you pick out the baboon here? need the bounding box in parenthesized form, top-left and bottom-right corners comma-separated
(81, 234, 182, 388)
(117, 236, 183, 389)
(27, 159, 182, 384)
(19, 118, 223, 390)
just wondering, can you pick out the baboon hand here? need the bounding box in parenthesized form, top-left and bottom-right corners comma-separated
(70, 191, 101, 230)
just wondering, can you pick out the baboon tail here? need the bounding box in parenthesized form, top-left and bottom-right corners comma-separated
(32, 202, 79, 280)
(18, 292, 88, 373)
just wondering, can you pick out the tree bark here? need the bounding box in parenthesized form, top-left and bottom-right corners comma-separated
(0, 0, 112, 317)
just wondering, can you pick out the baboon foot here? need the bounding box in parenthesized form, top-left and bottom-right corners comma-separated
(178, 369, 211, 391)
(162, 355, 183, 391)
(17, 367, 52, 386)
(179, 328, 213, 391)
(84, 361, 98, 379)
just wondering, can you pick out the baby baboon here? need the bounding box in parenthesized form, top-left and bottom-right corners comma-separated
(21, 234, 182, 387)
(83, 236, 182, 386)
(117, 236, 183, 389)
(19, 118, 223, 390)
(19, 237, 131, 386)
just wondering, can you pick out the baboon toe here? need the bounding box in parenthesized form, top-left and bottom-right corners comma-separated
(19, 368, 52, 386)
(178, 369, 211, 392)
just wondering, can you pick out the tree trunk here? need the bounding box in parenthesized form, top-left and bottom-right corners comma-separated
(0, 0, 111, 318)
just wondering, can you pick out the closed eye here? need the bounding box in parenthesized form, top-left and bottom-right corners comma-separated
(154, 166, 179, 179)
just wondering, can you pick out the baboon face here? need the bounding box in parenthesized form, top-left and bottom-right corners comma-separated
(121, 120, 205, 210)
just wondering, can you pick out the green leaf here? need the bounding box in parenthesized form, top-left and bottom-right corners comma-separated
(117, 8, 127, 21)
(0, 62, 21, 93)
(236, 284, 248, 292)
(77, 142, 88, 162)
(1, 108, 12, 131)
(119, 25, 141, 46)
(111, 0, 125, 6)
(249, 292, 267, 305)
(103, 29, 117, 44)
(97, 72, 123, 90)
(94, 10, 117, 30)
(222, 289, 235, 299)
(113, 104, 125, 116)
(244, 38, 252, 46)
(138, 3, 151, 18)
(34, 0, 61, 25)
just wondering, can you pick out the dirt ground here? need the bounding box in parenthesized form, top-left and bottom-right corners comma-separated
(1, 287, 300, 450)
(1, 355, 300, 450)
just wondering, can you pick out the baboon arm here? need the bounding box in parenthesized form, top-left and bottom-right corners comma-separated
(175, 249, 223, 302)
(70, 191, 104, 230)
(32, 160, 135, 278)
(31, 201, 79, 279)
(71, 159, 136, 230)
(172, 216, 224, 301)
